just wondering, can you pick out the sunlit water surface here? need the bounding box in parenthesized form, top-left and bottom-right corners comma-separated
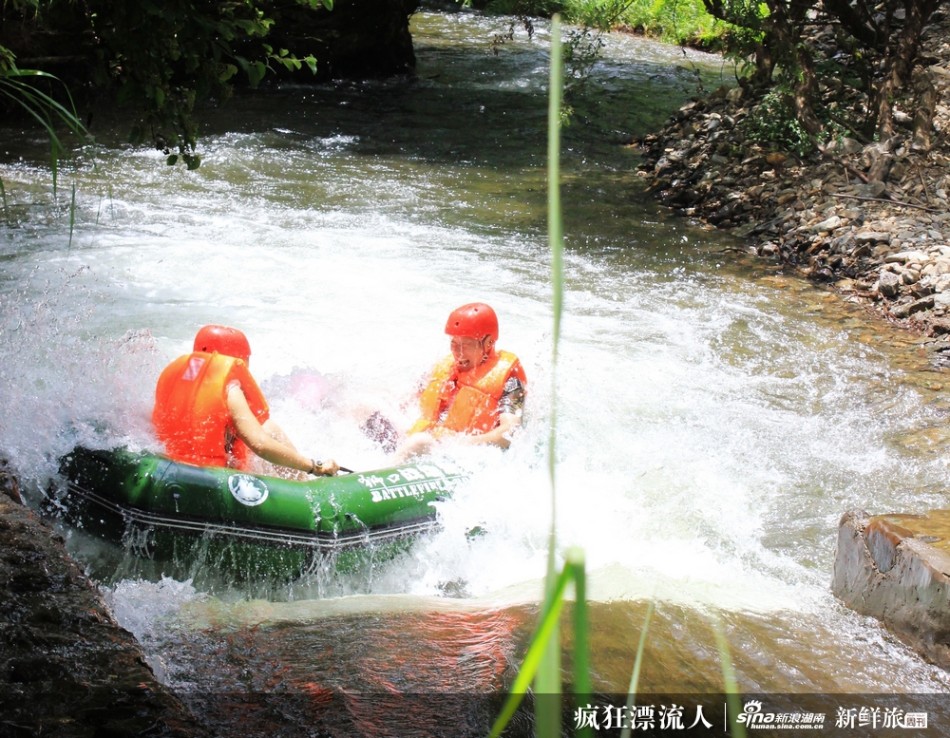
(2, 9, 950, 735)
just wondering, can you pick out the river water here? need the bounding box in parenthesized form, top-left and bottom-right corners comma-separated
(2, 9, 950, 736)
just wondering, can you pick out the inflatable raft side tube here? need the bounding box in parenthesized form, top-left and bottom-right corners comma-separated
(58, 447, 467, 551)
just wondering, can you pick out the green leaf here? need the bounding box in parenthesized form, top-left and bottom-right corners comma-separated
(247, 61, 267, 87)
(219, 63, 239, 83)
(620, 601, 656, 738)
(273, 56, 302, 72)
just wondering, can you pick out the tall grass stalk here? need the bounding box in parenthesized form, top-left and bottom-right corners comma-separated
(487, 548, 591, 738)
(711, 617, 746, 738)
(537, 13, 565, 732)
(619, 600, 656, 738)
(489, 15, 594, 738)
(68, 183, 77, 248)
(490, 15, 748, 737)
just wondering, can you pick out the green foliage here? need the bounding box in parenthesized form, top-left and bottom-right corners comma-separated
(739, 87, 815, 157)
(700, 11, 763, 58)
(617, 0, 733, 45)
(739, 82, 854, 158)
(562, 0, 633, 30)
(700, 0, 767, 33)
(82, 0, 323, 166)
(2, 1, 326, 169)
(0, 54, 89, 192)
(484, 0, 735, 48)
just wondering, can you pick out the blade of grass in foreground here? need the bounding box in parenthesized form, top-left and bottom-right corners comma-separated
(487, 549, 590, 738)
(537, 12, 565, 737)
(712, 616, 746, 738)
(544, 11, 564, 580)
(488, 18, 583, 738)
(68, 183, 77, 248)
(0, 69, 88, 195)
(620, 600, 656, 738)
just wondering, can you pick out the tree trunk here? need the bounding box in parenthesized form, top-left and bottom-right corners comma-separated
(792, 43, 822, 135)
(912, 71, 937, 152)
(872, 0, 942, 141)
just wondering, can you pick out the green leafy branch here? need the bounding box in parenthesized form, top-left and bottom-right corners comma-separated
(0, 54, 88, 193)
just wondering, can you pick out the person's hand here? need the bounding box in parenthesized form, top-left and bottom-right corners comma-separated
(311, 458, 340, 476)
(393, 432, 435, 461)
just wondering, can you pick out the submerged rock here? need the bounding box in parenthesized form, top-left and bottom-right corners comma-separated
(832, 509, 950, 668)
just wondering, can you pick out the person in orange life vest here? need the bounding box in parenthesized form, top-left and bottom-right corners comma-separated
(152, 324, 340, 478)
(396, 303, 526, 459)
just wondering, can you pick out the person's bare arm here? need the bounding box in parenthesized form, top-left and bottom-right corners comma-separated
(396, 412, 521, 461)
(227, 385, 338, 475)
(460, 412, 521, 449)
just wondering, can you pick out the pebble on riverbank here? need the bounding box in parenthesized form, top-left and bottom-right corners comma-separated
(636, 14, 950, 365)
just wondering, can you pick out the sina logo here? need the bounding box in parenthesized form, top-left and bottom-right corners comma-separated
(228, 475, 269, 506)
(736, 700, 773, 727)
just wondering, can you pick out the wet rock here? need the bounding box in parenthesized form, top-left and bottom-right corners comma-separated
(833, 510, 950, 668)
(0, 459, 22, 504)
(887, 249, 931, 263)
(891, 295, 935, 318)
(878, 270, 903, 298)
(0, 488, 209, 737)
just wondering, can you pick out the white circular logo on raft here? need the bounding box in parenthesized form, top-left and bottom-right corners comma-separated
(227, 474, 269, 506)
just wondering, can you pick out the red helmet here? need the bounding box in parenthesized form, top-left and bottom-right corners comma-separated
(193, 324, 251, 362)
(444, 303, 499, 342)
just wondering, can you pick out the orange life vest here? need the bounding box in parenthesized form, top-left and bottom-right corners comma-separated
(152, 352, 269, 469)
(409, 350, 525, 435)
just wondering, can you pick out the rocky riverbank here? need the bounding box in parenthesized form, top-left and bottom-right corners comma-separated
(637, 13, 950, 365)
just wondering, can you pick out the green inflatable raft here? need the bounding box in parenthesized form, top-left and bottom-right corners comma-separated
(57, 447, 469, 579)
